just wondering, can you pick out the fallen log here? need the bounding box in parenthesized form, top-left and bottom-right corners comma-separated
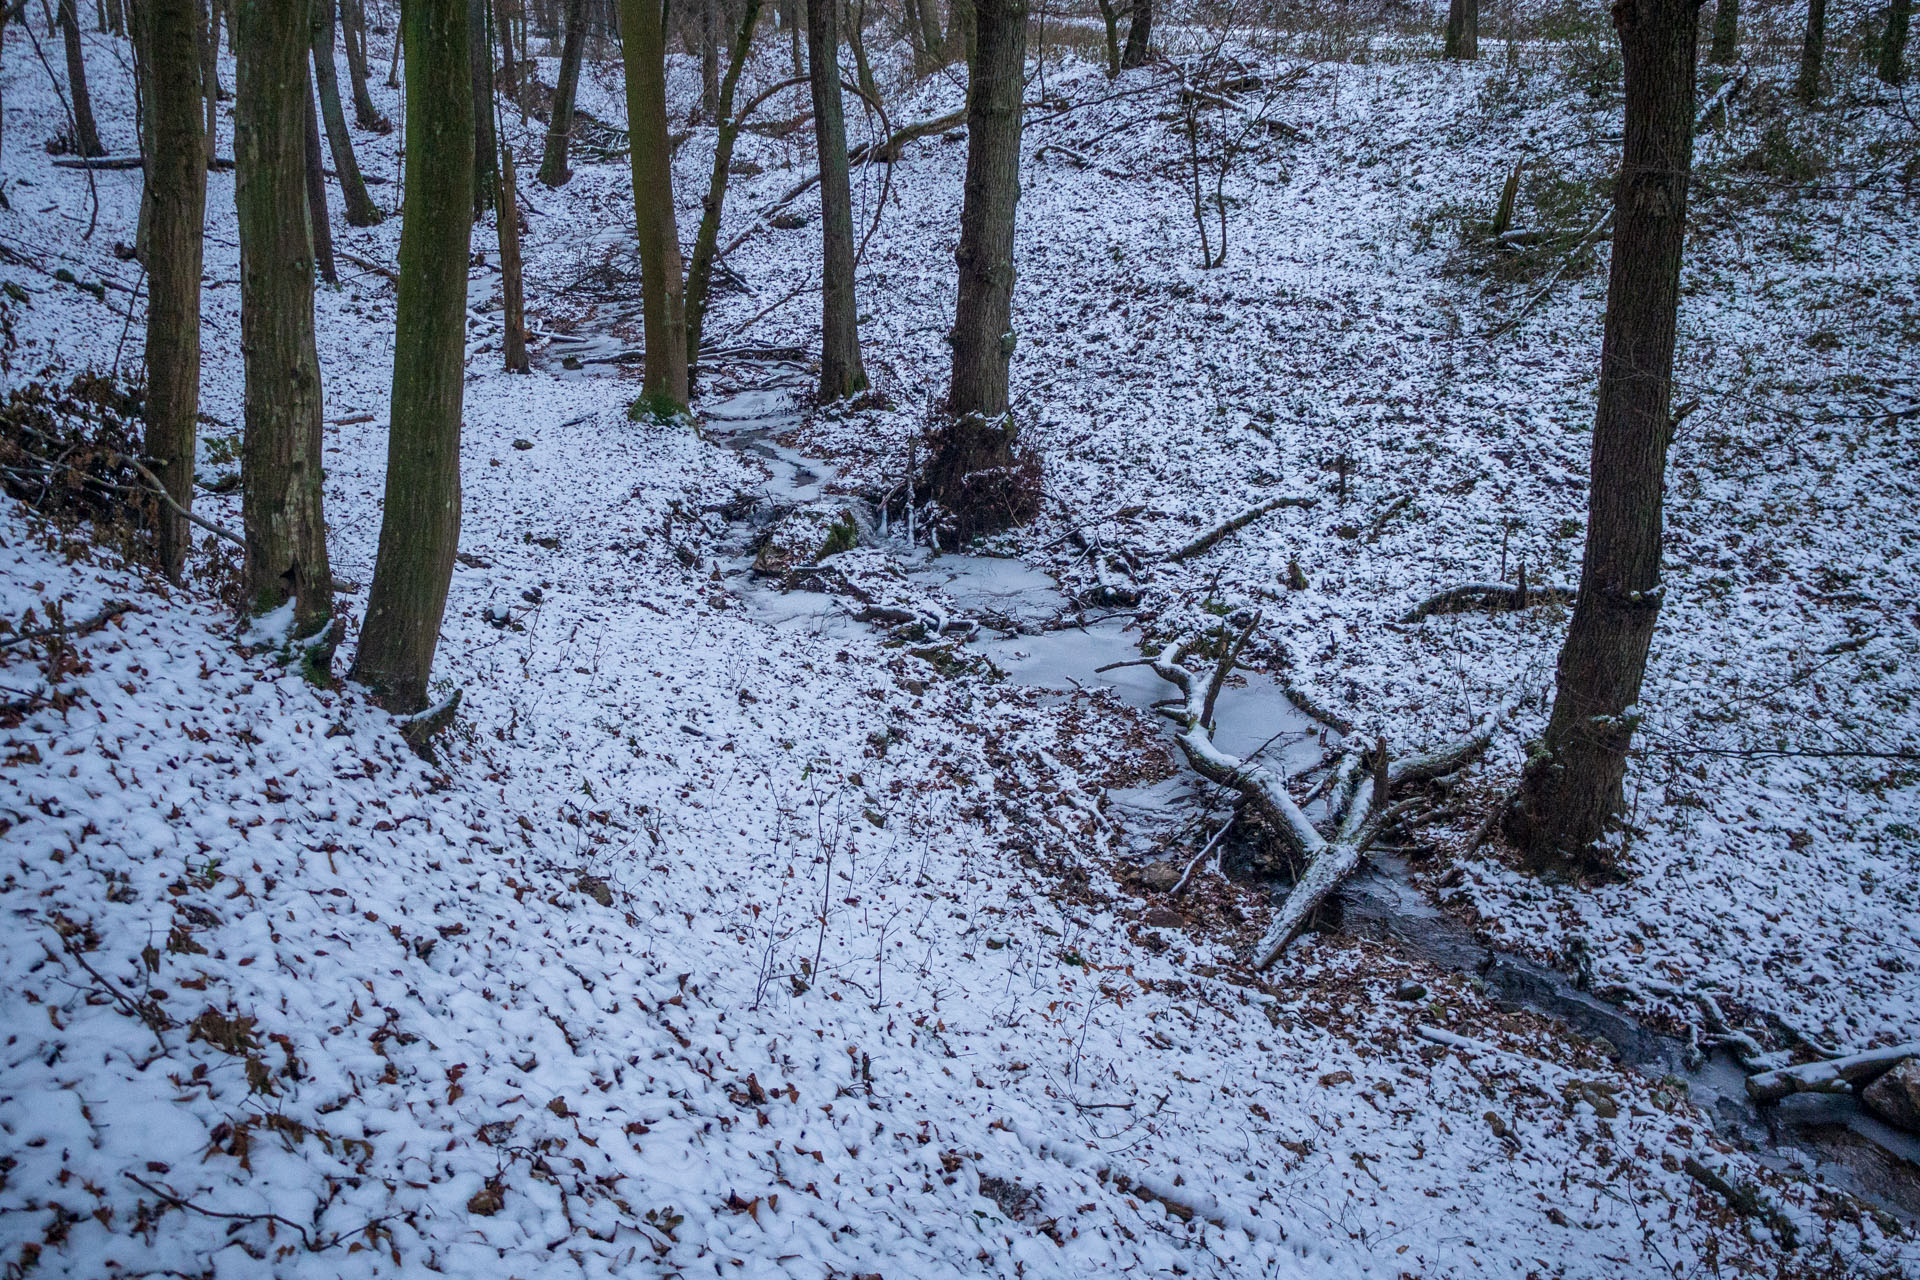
(1398, 578, 1574, 624)
(1163, 494, 1317, 563)
(1745, 1041, 1920, 1104)
(1144, 615, 1519, 969)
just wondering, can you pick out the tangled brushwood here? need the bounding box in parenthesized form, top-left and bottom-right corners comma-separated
(0, 375, 158, 556)
(915, 409, 1044, 547)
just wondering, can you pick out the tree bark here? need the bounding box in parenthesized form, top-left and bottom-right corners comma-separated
(944, 0, 974, 64)
(57, 0, 105, 157)
(341, 0, 390, 130)
(1507, 0, 1698, 873)
(1796, 0, 1825, 102)
(1708, 0, 1737, 65)
(235, 0, 334, 639)
(471, 0, 499, 215)
(1118, 0, 1147, 68)
(497, 143, 529, 372)
(699, 0, 719, 119)
(539, 0, 586, 184)
(140, 0, 207, 583)
(352, 0, 472, 711)
(202, 0, 222, 165)
(620, 0, 689, 408)
(312, 0, 381, 225)
(845, 0, 875, 102)
(301, 78, 338, 282)
(1094, 0, 1119, 76)
(497, 0, 519, 104)
(684, 0, 764, 365)
(386, 3, 402, 85)
(1882, 0, 1910, 84)
(914, 0, 945, 69)
(946, 0, 1024, 420)
(1443, 0, 1478, 60)
(807, 0, 867, 400)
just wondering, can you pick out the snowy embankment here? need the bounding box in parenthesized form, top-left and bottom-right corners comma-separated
(1, 18, 1915, 1280)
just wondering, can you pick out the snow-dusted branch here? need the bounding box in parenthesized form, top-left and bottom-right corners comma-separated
(1145, 619, 1518, 970)
(1745, 1041, 1919, 1104)
(1162, 494, 1317, 563)
(1397, 579, 1574, 624)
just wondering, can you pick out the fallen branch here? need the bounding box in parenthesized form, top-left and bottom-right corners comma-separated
(1170, 803, 1241, 896)
(1163, 494, 1316, 563)
(336, 248, 398, 284)
(51, 153, 145, 170)
(1, 598, 137, 648)
(1145, 618, 1520, 969)
(1745, 1040, 1918, 1104)
(1398, 579, 1573, 624)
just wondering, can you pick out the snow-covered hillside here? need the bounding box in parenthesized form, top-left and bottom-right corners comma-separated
(2, 6, 1916, 1277)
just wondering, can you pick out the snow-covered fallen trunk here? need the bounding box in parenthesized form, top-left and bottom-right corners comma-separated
(1143, 618, 1517, 970)
(1745, 1041, 1920, 1104)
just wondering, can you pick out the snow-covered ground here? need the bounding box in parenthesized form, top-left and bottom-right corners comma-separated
(2, 9, 1917, 1278)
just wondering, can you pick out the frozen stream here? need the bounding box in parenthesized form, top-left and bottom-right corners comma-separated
(544, 343, 1920, 1221)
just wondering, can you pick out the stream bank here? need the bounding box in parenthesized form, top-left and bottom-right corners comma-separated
(540, 340, 1920, 1227)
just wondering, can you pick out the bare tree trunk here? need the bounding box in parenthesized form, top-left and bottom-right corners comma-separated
(471, 0, 498, 214)
(685, 0, 763, 364)
(914, 0, 944, 68)
(1796, 0, 1824, 101)
(235, 0, 334, 639)
(312, 0, 381, 225)
(1443, 0, 1477, 59)
(943, 0, 973, 63)
(699, 0, 718, 118)
(352, 0, 472, 711)
(497, 143, 529, 371)
(57, 0, 104, 156)
(1881, 0, 1910, 84)
(341, 0, 390, 130)
(140, 0, 207, 583)
(539, 0, 585, 183)
(844, 0, 875, 102)
(807, 0, 867, 400)
(946, 0, 1023, 420)
(1118, 0, 1147, 68)
(1094, 0, 1119, 76)
(928, 0, 1030, 538)
(1506, 0, 1698, 873)
(202, 0, 222, 164)
(386, 2, 401, 85)
(620, 0, 689, 408)
(1708, 0, 1737, 64)
(301, 78, 338, 282)
(497, 0, 519, 104)
(784, 0, 803, 75)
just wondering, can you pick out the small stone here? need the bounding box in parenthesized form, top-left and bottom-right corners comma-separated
(1318, 1070, 1354, 1088)
(1142, 906, 1186, 928)
(512, 438, 534, 450)
(1861, 1057, 1920, 1134)
(1393, 981, 1428, 1002)
(575, 876, 613, 908)
(1137, 861, 1181, 891)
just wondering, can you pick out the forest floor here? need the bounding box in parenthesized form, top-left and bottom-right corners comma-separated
(2, 13, 1918, 1280)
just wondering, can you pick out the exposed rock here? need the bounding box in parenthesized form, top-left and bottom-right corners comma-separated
(1136, 860, 1182, 892)
(1860, 1056, 1920, 1133)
